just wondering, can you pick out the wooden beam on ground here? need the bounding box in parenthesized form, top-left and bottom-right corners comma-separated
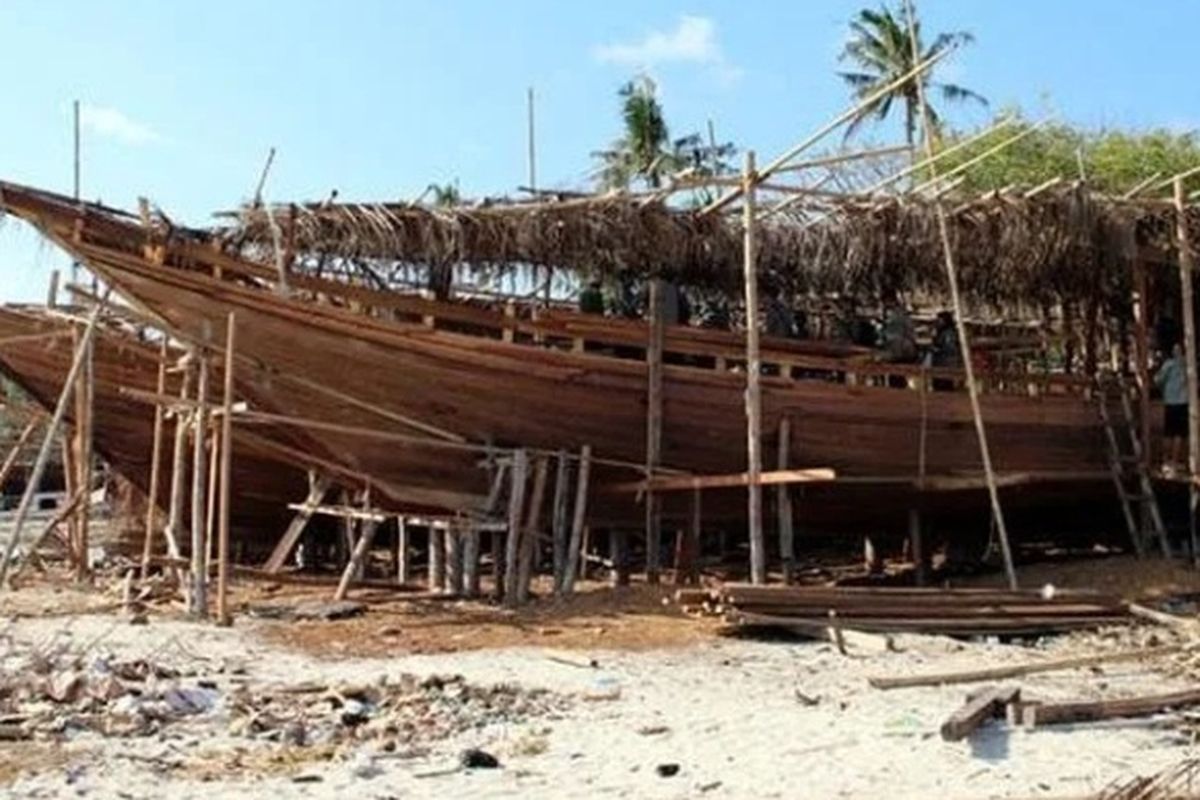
(743, 150, 766, 585)
(870, 644, 1186, 690)
(1022, 687, 1200, 727)
(262, 473, 333, 572)
(216, 312, 236, 625)
(140, 340, 168, 580)
(941, 686, 1021, 742)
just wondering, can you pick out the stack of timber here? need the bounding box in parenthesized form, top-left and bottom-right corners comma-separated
(680, 584, 1130, 637)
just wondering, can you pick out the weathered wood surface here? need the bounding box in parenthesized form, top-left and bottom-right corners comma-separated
(941, 686, 1021, 741)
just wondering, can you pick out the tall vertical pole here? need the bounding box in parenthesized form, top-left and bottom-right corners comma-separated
(645, 279, 665, 583)
(903, 0, 1017, 588)
(1175, 178, 1200, 566)
(1133, 254, 1153, 535)
(216, 313, 236, 624)
(743, 150, 766, 584)
(776, 416, 795, 583)
(140, 339, 168, 579)
(190, 350, 210, 616)
(526, 87, 537, 193)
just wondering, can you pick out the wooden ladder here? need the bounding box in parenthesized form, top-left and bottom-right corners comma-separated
(1096, 371, 1170, 557)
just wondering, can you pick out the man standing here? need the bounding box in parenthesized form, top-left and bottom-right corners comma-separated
(1156, 342, 1188, 475)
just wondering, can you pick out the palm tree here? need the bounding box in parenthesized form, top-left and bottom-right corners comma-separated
(838, 5, 986, 144)
(594, 76, 677, 190)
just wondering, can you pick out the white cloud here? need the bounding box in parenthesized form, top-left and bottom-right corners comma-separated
(592, 15, 742, 84)
(79, 104, 161, 145)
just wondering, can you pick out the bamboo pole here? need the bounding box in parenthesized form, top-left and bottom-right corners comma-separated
(645, 278, 665, 584)
(189, 349, 210, 616)
(904, 0, 1017, 589)
(703, 47, 950, 214)
(776, 417, 795, 583)
(0, 301, 104, 587)
(560, 444, 592, 594)
(503, 450, 529, 606)
(216, 313, 236, 624)
(140, 340, 168, 579)
(1176, 177, 1200, 566)
(743, 151, 766, 584)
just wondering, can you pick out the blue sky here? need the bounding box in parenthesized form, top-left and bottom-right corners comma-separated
(1, 0, 1197, 300)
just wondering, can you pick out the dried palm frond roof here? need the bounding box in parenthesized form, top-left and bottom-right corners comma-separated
(221, 185, 1200, 309)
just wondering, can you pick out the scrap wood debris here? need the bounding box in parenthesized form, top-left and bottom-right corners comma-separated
(676, 584, 1130, 637)
(0, 636, 571, 750)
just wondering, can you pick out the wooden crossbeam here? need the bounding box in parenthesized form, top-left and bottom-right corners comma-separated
(603, 468, 837, 495)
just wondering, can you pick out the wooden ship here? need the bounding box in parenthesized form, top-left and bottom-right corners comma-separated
(0, 176, 1174, 562)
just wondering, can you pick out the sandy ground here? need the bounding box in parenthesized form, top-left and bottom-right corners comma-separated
(2, 572, 1199, 800)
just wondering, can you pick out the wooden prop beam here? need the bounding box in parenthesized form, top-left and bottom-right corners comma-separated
(777, 417, 795, 584)
(645, 278, 665, 584)
(0, 299, 104, 587)
(904, 0, 1018, 589)
(559, 444, 592, 595)
(140, 340, 169, 579)
(517, 455, 550, 604)
(502, 450, 529, 606)
(1176, 177, 1200, 566)
(743, 150, 766, 585)
(216, 312, 236, 625)
(262, 473, 333, 572)
(189, 349, 210, 616)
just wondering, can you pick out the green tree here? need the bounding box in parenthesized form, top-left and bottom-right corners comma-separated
(939, 115, 1200, 196)
(839, 5, 986, 144)
(594, 76, 678, 190)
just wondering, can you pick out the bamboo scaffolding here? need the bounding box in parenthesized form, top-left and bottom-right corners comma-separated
(743, 151, 766, 584)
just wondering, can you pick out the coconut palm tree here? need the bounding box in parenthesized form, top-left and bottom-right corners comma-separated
(593, 76, 678, 190)
(838, 5, 987, 144)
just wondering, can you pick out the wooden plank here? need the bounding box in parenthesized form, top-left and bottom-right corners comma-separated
(869, 644, 1186, 690)
(1025, 687, 1200, 727)
(262, 474, 333, 572)
(940, 686, 1021, 742)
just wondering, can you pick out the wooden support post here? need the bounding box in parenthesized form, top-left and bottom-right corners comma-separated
(396, 517, 410, 585)
(0, 301, 104, 587)
(216, 312, 236, 625)
(189, 350, 210, 617)
(777, 416, 795, 584)
(334, 516, 380, 601)
(445, 522, 463, 596)
(503, 450, 529, 606)
(645, 278, 665, 585)
(204, 426, 220, 572)
(676, 486, 701, 585)
(462, 524, 480, 597)
(1177, 177, 1200, 566)
(517, 455, 549, 604)
(1133, 255, 1153, 481)
(262, 473, 332, 572)
(140, 340, 168, 580)
(163, 367, 193, 567)
(909, 507, 926, 586)
(429, 523, 446, 592)
(610, 529, 629, 587)
(559, 445, 592, 595)
(743, 150, 766, 584)
(71, 323, 94, 581)
(550, 451, 569, 592)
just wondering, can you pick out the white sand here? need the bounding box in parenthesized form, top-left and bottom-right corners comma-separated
(2, 613, 1195, 799)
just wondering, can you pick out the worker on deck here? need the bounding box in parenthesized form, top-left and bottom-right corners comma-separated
(661, 280, 691, 326)
(929, 311, 961, 391)
(833, 296, 877, 348)
(880, 292, 918, 364)
(1155, 341, 1188, 476)
(764, 285, 797, 339)
(578, 279, 605, 315)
